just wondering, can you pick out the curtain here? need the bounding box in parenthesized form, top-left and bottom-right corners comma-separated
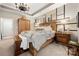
(0, 18, 1, 40)
(0, 17, 17, 40)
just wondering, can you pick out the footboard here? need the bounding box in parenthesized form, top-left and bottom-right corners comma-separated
(29, 42, 38, 56)
(29, 38, 54, 56)
(41, 38, 54, 48)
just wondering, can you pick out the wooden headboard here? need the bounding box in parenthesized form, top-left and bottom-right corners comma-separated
(18, 16, 30, 34)
(39, 20, 57, 31)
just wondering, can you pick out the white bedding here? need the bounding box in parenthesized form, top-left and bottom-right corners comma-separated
(19, 31, 33, 50)
(32, 29, 55, 51)
(19, 26, 55, 51)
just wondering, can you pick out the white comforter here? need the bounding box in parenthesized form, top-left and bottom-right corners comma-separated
(19, 31, 33, 50)
(19, 26, 55, 51)
(32, 30, 55, 51)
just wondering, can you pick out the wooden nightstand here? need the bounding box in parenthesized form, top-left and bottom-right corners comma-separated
(55, 32, 71, 45)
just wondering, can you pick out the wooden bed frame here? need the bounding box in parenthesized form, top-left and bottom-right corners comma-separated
(17, 17, 57, 56)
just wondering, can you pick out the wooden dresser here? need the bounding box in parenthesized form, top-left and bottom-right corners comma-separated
(55, 32, 71, 45)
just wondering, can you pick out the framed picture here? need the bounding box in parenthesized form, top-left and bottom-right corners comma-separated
(52, 13, 56, 20)
(57, 6, 64, 20)
(42, 15, 46, 23)
(57, 6, 64, 16)
(46, 14, 52, 23)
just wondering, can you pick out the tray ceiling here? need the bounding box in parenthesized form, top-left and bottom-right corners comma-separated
(0, 3, 53, 16)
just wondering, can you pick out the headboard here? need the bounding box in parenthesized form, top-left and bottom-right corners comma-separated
(18, 16, 30, 34)
(39, 22, 50, 26)
(39, 20, 57, 31)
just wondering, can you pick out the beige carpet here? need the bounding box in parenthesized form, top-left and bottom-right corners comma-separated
(0, 39, 15, 56)
(19, 43, 68, 56)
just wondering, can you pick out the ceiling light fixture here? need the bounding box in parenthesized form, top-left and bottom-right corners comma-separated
(15, 3, 30, 12)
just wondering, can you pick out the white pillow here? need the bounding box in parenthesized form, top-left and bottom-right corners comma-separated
(44, 26, 51, 31)
(44, 26, 55, 34)
(35, 26, 44, 29)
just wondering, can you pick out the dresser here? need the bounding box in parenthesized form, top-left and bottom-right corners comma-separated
(55, 32, 71, 45)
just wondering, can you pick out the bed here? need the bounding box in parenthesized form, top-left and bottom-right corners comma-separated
(29, 21, 57, 55)
(19, 26, 55, 55)
(18, 20, 57, 56)
(29, 26, 55, 55)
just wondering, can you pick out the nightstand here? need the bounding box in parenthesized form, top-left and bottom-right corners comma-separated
(55, 32, 71, 45)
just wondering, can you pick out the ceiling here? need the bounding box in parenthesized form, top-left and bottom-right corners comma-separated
(0, 3, 53, 16)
